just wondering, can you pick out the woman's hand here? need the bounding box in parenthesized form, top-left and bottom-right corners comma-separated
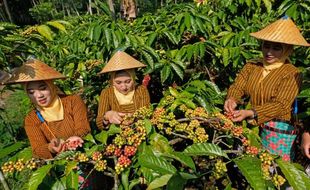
(224, 98, 237, 113)
(104, 111, 126, 124)
(66, 136, 84, 150)
(48, 138, 67, 154)
(301, 132, 310, 159)
(231, 110, 254, 122)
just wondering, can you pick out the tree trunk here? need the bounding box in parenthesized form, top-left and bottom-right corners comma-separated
(88, 0, 93, 15)
(0, 170, 10, 190)
(2, 0, 13, 23)
(107, 0, 115, 19)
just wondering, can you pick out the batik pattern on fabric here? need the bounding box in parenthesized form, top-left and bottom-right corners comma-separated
(261, 121, 296, 161)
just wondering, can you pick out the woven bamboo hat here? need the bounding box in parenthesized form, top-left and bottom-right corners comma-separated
(250, 16, 310, 46)
(99, 51, 146, 74)
(5, 59, 66, 84)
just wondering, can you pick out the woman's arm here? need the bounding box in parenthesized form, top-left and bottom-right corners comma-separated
(301, 132, 310, 159)
(24, 115, 53, 159)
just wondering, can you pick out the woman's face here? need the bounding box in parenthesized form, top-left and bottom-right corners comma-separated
(113, 72, 134, 95)
(262, 41, 284, 64)
(26, 81, 52, 107)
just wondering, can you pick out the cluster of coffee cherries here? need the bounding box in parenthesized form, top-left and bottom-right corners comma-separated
(158, 95, 175, 108)
(272, 174, 286, 188)
(260, 152, 274, 179)
(180, 105, 209, 119)
(238, 137, 260, 156)
(212, 159, 227, 179)
(92, 152, 107, 172)
(1, 158, 38, 174)
(64, 151, 107, 172)
(104, 107, 149, 174)
(186, 119, 209, 143)
(105, 143, 138, 174)
(21, 26, 37, 36)
(259, 152, 286, 187)
(152, 105, 210, 143)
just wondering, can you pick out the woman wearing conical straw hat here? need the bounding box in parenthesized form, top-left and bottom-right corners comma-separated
(224, 16, 309, 161)
(96, 51, 150, 129)
(5, 59, 96, 188)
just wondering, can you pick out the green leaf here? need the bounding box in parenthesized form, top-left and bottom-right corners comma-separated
(286, 3, 298, 20)
(179, 172, 198, 180)
(262, 0, 272, 12)
(9, 147, 32, 161)
(95, 130, 108, 144)
(180, 98, 196, 109)
(163, 31, 178, 45)
(199, 42, 206, 59)
(164, 152, 196, 171)
(141, 50, 155, 70)
(0, 142, 24, 159)
(160, 64, 171, 83)
(171, 62, 184, 80)
(222, 32, 235, 46)
(144, 119, 153, 135)
(37, 25, 53, 41)
(146, 32, 157, 46)
(64, 161, 78, 176)
(104, 28, 112, 50)
(140, 167, 160, 184)
(244, 128, 261, 147)
(188, 80, 207, 91)
(234, 156, 266, 190)
(138, 154, 177, 174)
(28, 164, 53, 190)
(184, 13, 191, 30)
(178, 91, 195, 98)
(222, 48, 230, 67)
(107, 124, 121, 135)
(245, 0, 252, 7)
(46, 21, 67, 33)
(167, 173, 187, 190)
(146, 174, 173, 190)
(128, 178, 140, 190)
(150, 133, 173, 153)
(183, 143, 228, 158)
(65, 171, 78, 189)
(276, 159, 310, 190)
(169, 86, 179, 98)
(121, 169, 130, 190)
(224, 182, 232, 190)
(51, 180, 66, 190)
(190, 15, 198, 34)
(83, 133, 96, 144)
(93, 25, 102, 42)
(195, 96, 212, 112)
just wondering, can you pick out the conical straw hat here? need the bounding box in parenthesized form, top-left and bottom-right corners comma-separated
(250, 16, 310, 46)
(5, 59, 66, 84)
(99, 51, 146, 74)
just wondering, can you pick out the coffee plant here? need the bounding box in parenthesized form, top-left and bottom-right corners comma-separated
(0, 0, 310, 189)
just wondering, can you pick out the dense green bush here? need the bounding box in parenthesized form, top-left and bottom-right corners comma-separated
(0, 0, 310, 189)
